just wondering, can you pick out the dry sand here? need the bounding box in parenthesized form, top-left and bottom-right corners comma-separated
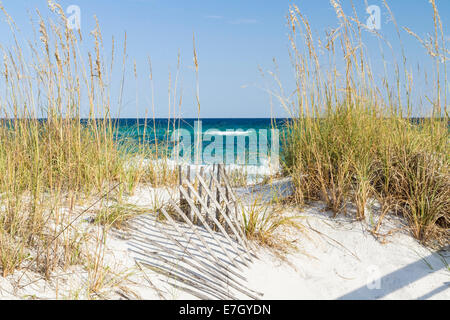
(0, 181, 448, 300)
(245, 203, 449, 300)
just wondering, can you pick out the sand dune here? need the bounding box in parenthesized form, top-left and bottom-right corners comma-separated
(1, 181, 448, 300)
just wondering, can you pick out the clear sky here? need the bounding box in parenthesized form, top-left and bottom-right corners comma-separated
(0, 0, 448, 118)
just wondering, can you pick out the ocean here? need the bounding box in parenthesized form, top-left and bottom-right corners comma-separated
(113, 118, 288, 166)
(113, 118, 287, 142)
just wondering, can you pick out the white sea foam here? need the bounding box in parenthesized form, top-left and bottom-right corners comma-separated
(204, 130, 252, 136)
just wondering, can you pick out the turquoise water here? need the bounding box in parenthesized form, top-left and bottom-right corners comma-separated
(105, 117, 449, 165)
(113, 118, 287, 165)
(113, 118, 286, 141)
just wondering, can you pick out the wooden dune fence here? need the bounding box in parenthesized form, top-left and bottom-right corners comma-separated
(129, 164, 262, 300)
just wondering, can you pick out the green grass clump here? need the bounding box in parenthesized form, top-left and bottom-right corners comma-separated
(94, 204, 148, 229)
(241, 196, 303, 251)
(280, 2, 449, 247)
(0, 3, 177, 278)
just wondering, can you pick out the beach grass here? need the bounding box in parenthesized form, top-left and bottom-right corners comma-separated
(241, 195, 303, 252)
(0, 3, 177, 279)
(0, 0, 448, 290)
(280, 1, 449, 247)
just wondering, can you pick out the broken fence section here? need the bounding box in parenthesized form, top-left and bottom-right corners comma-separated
(130, 164, 262, 300)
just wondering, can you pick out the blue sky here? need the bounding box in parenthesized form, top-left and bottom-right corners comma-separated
(0, 0, 448, 118)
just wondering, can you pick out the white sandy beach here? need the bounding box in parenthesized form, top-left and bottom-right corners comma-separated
(0, 179, 448, 300)
(0, 0, 448, 304)
(245, 204, 449, 300)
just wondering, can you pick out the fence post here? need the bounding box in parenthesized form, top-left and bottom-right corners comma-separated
(216, 164, 221, 223)
(186, 165, 192, 220)
(199, 166, 204, 224)
(178, 164, 183, 203)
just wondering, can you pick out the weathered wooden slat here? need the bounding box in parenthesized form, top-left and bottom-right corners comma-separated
(165, 281, 213, 300)
(132, 164, 263, 300)
(198, 166, 205, 223)
(215, 164, 221, 222)
(131, 243, 234, 300)
(130, 237, 246, 299)
(209, 173, 253, 251)
(150, 222, 255, 294)
(179, 185, 245, 269)
(157, 207, 243, 280)
(218, 167, 243, 233)
(218, 166, 238, 201)
(134, 257, 233, 300)
(131, 217, 227, 276)
(178, 164, 183, 198)
(166, 199, 244, 273)
(195, 173, 253, 261)
(206, 168, 214, 207)
(186, 165, 193, 220)
(145, 222, 261, 299)
(135, 261, 167, 300)
(183, 179, 251, 266)
(200, 172, 247, 242)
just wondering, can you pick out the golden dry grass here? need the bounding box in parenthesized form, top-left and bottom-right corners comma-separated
(0, 3, 177, 279)
(279, 1, 449, 247)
